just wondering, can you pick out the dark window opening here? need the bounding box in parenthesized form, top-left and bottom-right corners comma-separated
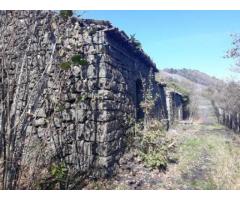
(136, 79, 144, 121)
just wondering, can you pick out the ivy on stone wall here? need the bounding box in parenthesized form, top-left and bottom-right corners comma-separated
(71, 55, 89, 66)
(59, 55, 89, 71)
(60, 61, 71, 70)
(59, 10, 73, 20)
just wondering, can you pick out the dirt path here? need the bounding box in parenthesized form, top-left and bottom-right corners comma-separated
(158, 93, 240, 190)
(84, 93, 240, 190)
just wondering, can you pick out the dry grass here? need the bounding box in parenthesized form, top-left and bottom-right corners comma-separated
(160, 123, 240, 190)
(209, 134, 240, 189)
(82, 122, 240, 190)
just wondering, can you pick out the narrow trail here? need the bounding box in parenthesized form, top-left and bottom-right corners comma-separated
(159, 92, 240, 190)
(84, 91, 240, 190)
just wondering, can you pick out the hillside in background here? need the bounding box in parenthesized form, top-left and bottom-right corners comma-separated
(156, 69, 207, 96)
(163, 68, 224, 88)
(156, 68, 225, 121)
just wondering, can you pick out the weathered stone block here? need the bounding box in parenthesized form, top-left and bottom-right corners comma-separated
(34, 118, 46, 127)
(61, 110, 71, 122)
(53, 117, 61, 128)
(97, 129, 123, 143)
(37, 127, 46, 138)
(26, 125, 36, 135)
(96, 139, 122, 157)
(96, 110, 116, 121)
(77, 140, 93, 156)
(72, 65, 81, 77)
(35, 108, 46, 118)
(93, 100, 120, 111)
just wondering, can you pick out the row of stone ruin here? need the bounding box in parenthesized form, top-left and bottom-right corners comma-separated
(0, 10, 189, 188)
(215, 107, 240, 133)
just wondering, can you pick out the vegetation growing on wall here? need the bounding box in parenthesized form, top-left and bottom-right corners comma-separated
(59, 55, 89, 70)
(60, 61, 71, 70)
(129, 34, 142, 50)
(59, 10, 73, 20)
(71, 55, 89, 66)
(165, 79, 190, 97)
(140, 94, 156, 116)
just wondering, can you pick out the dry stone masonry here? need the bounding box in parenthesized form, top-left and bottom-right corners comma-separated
(214, 105, 240, 133)
(0, 10, 189, 185)
(166, 90, 189, 125)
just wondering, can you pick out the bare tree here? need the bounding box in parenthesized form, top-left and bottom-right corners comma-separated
(226, 33, 240, 72)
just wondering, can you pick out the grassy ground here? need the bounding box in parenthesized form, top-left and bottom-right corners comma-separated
(84, 122, 240, 190)
(84, 94, 240, 190)
(160, 91, 240, 190)
(159, 123, 240, 190)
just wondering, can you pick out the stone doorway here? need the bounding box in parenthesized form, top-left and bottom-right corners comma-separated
(136, 79, 144, 121)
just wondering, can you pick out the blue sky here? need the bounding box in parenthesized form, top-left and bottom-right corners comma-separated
(83, 11, 240, 80)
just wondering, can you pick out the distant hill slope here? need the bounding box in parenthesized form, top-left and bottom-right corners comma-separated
(163, 68, 224, 88)
(157, 68, 224, 120)
(156, 69, 207, 94)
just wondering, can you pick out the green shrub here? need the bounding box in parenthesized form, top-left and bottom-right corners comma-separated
(36, 162, 68, 189)
(123, 119, 177, 171)
(50, 163, 68, 181)
(138, 120, 177, 170)
(140, 150, 168, 170)
(71, 55, 89, 66)
(60, 61, 71, 70)
(59, 55, 88, 71)
(59, 10, 73, 20)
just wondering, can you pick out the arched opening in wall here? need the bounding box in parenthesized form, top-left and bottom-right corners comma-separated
(136, 79, 144, 121)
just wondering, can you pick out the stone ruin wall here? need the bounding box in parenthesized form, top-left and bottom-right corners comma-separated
(214, 105, 240, 133)
(0, 10, 189, 184)
(166, 90, 189, 125)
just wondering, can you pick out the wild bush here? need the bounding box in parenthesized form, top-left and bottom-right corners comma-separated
(34, 162, 68, 190)
(136, 120, 177, 170)
(71, 55, 89, 66)
(59, 55, 89, 71)
(59, 10, 73, 20)
(60, 61, 71, 70)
